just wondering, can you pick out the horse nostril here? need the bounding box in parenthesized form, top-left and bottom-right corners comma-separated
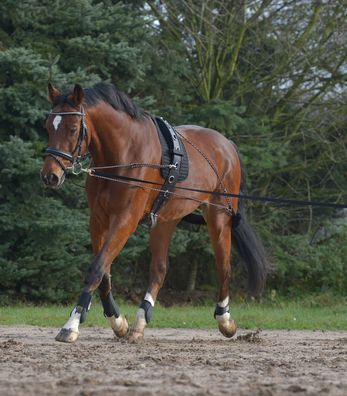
(47, 173, 59, 186)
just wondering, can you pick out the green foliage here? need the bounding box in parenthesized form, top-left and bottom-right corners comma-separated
(0, 0, 153, 140)
(0, 137, 91, 302)
(186, 100, 246, 134)
(0, 1, 346, 304)
(268, 223, 347, 295)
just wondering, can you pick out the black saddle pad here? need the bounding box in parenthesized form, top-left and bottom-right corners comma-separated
(154, 117, 189, 182)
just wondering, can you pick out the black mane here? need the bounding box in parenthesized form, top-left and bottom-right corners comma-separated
(54, 82, 148, 120)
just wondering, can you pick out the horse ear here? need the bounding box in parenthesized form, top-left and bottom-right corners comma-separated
(72, 84, 84, 106)
(48, 81, 61, 102)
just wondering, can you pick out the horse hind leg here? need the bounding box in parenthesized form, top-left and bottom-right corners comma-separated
(206, 209, 237, 338)
(129, 220, 179, 342)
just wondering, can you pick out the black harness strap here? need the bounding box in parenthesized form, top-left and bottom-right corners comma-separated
(148, 117, 186, 227)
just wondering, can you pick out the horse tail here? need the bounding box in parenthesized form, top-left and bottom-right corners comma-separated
(232, 148, 270, 296)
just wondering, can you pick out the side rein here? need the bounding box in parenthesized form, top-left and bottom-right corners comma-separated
(44, 107, 89, 174)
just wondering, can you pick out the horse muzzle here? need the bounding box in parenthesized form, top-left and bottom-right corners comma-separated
(40, 169, 65, 189)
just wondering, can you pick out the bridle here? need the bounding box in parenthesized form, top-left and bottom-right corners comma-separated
(44, 107, 89, 175)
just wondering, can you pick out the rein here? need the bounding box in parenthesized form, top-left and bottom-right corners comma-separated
(71, 165, 347, 210)
(83, 167, 232, 212)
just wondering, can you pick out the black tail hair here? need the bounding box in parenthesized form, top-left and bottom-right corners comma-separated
(232, 156, 270, 296)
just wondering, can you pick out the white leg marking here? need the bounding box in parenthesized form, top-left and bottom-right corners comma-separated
(144, 292, 155, 307)
(108, 316, 125, 332)
(62, 307, 81, 332)
(218, 297, 229, 308)
(53, 115, 62, 131)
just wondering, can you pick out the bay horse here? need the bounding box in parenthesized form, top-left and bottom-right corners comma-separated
(41, 82, 269, 343)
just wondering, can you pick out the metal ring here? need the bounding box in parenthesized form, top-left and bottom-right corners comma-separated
(168, 175, 175, 184)
(71, 162, 83, 175)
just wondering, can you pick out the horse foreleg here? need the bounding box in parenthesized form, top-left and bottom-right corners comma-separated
(206, 210, 237, 338)
(55, 251, 105, 343)
(129, 220, 178, 342)
(55, 215, 137, 343)
(98, 273, 128, 338)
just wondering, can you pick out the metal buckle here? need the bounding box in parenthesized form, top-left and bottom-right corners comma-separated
(226, 205, 233, 216)
(150, 213, 158, 228)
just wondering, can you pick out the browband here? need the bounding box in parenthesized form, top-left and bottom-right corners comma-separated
(49, 111, 85, 116)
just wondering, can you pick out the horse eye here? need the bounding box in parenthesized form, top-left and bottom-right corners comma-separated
(71, 127, 78, 134)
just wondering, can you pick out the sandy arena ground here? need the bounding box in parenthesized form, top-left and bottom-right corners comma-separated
(0, 326, 347, 395)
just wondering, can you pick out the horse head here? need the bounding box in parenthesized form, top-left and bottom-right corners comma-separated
(41, 82, 89, 188)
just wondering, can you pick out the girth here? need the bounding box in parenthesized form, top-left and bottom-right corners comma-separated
(147, 117, 189, 227)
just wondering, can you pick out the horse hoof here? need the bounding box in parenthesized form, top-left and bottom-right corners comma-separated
(128, 329, 144, 343)
(218, 319, 237, 338)
(113, 315, 129, 338)
(55, 328, 79, 343)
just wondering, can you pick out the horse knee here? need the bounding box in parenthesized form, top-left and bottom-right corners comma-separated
(224, 267, 232, 283)
(155, 260, 168, 285)
(158, 259, 168, 274)
(84, 257, 105, 288)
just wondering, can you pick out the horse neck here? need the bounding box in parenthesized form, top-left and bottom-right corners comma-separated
(87, 105, 148, 166)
